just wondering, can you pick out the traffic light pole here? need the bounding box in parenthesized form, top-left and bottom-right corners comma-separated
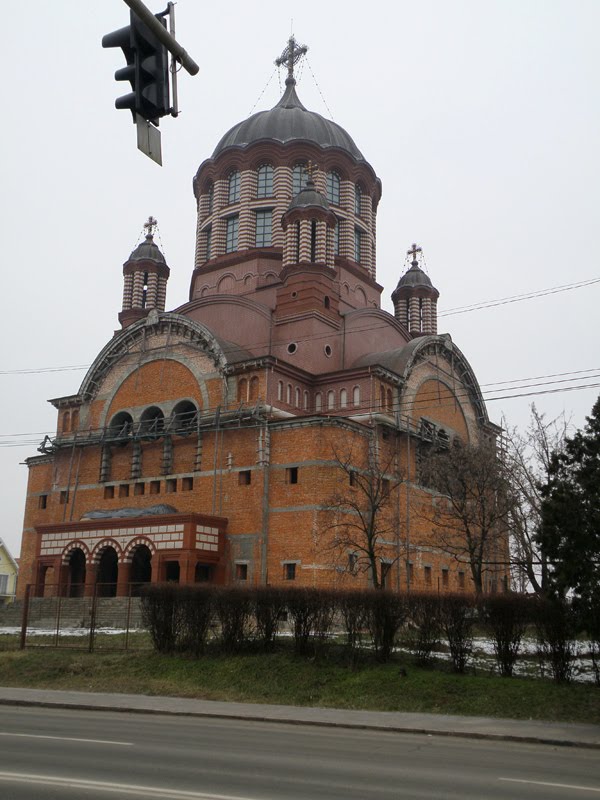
(122, 0, 199, 76)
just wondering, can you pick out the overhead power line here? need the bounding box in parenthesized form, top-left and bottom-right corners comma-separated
(439, 277, 600, 317)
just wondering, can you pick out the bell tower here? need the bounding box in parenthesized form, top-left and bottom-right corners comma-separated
(119, 217, 170, 328)
(392, 244, 439, 336)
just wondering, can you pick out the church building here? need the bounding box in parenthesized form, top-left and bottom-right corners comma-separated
(17, 39, 505, 598)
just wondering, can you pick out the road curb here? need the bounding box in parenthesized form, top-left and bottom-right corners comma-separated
(1, 696, 598, 751)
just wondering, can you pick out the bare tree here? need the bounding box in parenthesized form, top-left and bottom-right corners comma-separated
(325, 436, 405, 589)
(419, 442, 513, 595)
(502, 405, 569, 594)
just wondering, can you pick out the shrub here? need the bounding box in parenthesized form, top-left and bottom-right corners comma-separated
(254, 586, 287, 651)
(440, 593, 475, 673)
(534, 595, 578, 684)
(140, 584, 183, 654)
(480, 593, 529, 677)
(578, 591, 600, 687)
(177, 585, 214, 656)
(406, 592, 442, 665)
(338, 590, 371, 666)
(285, 588, 325, 656)
(214, 587, 254, 654)
(367, 591, 408, 663)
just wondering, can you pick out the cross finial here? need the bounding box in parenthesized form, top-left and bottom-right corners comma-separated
(407, 243, 422, 267)
(275, 35, 308, 82)
(306, 160, 318, 181)
(144, 216, 158, 238)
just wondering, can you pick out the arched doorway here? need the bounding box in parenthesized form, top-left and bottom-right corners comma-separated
(97, 547, 118, 597)
(130, 545, 152, 595)
(68, 549, 86, 597)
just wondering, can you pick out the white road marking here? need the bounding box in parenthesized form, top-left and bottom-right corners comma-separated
(0, 771, 255, 799)
(0, 732, 133, 746)
(500, 777, 600, 794)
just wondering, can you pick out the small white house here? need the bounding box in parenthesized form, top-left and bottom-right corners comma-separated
(0, 538, 18, 605)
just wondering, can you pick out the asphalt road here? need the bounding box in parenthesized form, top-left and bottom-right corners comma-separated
(0, 706, 598, 799)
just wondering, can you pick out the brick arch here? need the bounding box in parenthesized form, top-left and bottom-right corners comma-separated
(80, 314, 229, 404)
(122, 537, 157, 564)
(60, 541, 91, 565)
(217, 273, 237, 293)
(90, 539, 123, 565)
(408, 376, 470, 442)
(105, 360, 205, 426)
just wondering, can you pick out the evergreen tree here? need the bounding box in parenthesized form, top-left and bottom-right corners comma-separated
(538, 395, 600, 599)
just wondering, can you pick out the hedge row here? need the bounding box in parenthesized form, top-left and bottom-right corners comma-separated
(140, 586, 600, 684)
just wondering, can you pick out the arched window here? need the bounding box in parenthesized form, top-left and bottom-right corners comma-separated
(255, 209, 272, 247)
(387, 388, 393, 412)
(237, 378, 248, 403)
(205, 226, 212, 260)
(257, 164, 273, 198)
(226, 215, 239, 252)
(292, 163, 308, 195)
(310, 219, 317, 262)
(340, 389, 348, 408)
(380, 384, 385, 410)
(354, 228, 363, 263)
(140, 406, 165, 438)
(171, 401, 198, 434)
(295, 387, 301, 408)
(354, 184, 362, 216)
(303, 390, 309, 410)
(327, 390, 335, 410)
(71, 410, 79, 430)
(228, 170, 240, 204)
(249, 376, 259, 402)
(109, 411, 133, 442)
(326, 171, 341, 205)
(286, 384, 292, 405)
(277, 381, 283, 401)
(207, 183, 214, 214)
(333, 219, 340, 256)
(315, 392, 322, 412)
(62, 411, 70, 433)
(324, 295, 330, 309)
(353, 386, 360, 407)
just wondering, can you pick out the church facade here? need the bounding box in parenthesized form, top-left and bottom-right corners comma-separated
(17, 40, 505, 599)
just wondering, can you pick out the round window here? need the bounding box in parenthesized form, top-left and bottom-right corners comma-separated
(324, 345, 332, 357)
(287, 343, 298, 355)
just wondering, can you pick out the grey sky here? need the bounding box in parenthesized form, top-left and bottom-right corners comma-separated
(1, 0, 598, 556)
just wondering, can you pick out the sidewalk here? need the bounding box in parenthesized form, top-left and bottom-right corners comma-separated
(0, 686, 599, 749)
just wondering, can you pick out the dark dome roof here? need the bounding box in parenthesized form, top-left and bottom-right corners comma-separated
(394, 264, 434, 291)
(128, 234, 166, 265)
(288, 177, 330, 211)
(212, 78, 364, 161)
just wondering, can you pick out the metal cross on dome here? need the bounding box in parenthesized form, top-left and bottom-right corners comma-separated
(407, 243, 422, 267)
(275, 35, 308, 80)
(144, 216, 158, 238)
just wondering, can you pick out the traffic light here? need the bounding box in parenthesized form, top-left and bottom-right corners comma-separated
(102, 11, 170, 124)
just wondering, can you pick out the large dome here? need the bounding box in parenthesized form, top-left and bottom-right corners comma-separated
(212, 78, 364, 161)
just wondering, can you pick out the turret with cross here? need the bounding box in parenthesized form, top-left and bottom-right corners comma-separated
(119, 218, 170, 329)
(391, 242, 439, 337)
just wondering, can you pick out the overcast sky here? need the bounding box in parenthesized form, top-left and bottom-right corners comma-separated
(1, 0, 598, 557)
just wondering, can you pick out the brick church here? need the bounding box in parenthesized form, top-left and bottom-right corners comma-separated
(17, 38, 505, 599)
